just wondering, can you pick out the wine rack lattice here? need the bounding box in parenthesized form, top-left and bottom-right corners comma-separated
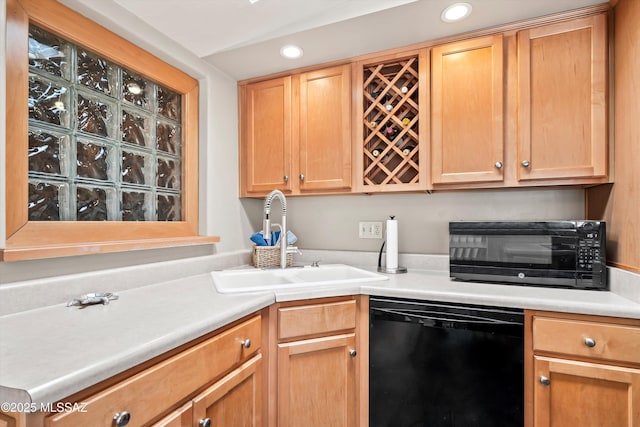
(363, 56, 420, 186)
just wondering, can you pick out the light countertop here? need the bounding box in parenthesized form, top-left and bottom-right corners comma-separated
(0, 275, 274, 406)
(1, 251, 639, 406)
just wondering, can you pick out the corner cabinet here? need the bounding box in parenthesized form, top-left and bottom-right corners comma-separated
(517, 14, 608, 182)
(268, 297, 366, 427)
(239, 65, 352, 197)
(431, 35, 504, 185)
(190, 355, 262, 427)
(43, 314, 263, 427)
(354, 50, 429, 192)
(527, 311, 640, 427)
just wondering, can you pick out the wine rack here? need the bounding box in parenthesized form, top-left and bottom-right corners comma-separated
(361, 54, 423, 188)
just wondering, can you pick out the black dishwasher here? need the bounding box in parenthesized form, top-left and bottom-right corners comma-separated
(369, 297, 524, 427)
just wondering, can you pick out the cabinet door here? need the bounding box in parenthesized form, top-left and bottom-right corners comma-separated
(0, 412, 24, 427)
(298, 65, 351, 192)
(151, 402, 192, 427)
(534, 356, 640, 427)
(241, 77, 293, 194)
(517, 15, 607, 181)
(431, 35, 504, 184)
(278, 333, 357, 427)
(192, 354, 263, 427)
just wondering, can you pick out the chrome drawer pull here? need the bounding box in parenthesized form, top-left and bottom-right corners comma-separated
(349, 349, 357, 358)
(113, 411, 131, 427)
(539, 376, 550, 386)
(199, 418, 212, 427)
(584, 337, 596, 348)
(241, 338, 251, 349)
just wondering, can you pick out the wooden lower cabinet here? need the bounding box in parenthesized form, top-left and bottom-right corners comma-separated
(533, 356, 640, 427)
(151, 402, 192, 427)
(0, 412, 24, 427)
(192, 355, 262, 427)
(528, 311, 640, 427)
(152, 354, 262, 427)
(277, 334, 356, 427)
(41, 315, 262, 427)
(270, 297, 364, 427)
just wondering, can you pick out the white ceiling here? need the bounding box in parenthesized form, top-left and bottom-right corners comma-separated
(112, 0, 421, 57)
(62, 0, 607, 80)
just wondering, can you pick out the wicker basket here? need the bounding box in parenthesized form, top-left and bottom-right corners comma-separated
(252, 245, 294, 268)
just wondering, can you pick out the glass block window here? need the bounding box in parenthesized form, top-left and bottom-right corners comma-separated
(27, 25, 182, 221)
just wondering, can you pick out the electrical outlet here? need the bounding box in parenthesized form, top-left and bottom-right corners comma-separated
(359, 221, 383, 239)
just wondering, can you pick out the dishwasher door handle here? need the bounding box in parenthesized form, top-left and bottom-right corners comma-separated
(370, 306, 522, 326)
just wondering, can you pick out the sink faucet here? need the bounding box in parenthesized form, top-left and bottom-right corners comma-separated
(262, 189, 289, 269)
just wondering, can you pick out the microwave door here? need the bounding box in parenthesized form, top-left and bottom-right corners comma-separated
(487, 235, 577, 270)
(502, 244, 552, 264)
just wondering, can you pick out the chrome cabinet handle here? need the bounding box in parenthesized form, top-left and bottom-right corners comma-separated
(241, 338, 251, 349)
(349, 349, 357, 358)
(584, 337, 596, 348)
(299, 174, 305, 181)
(521, 160, 530, 167)
(113, 411, 131, 427)
(283, 175, 289, 182)
(539, 376, 550, 386)
(199, 418, 212, 427)
(495, 161, 503, 169)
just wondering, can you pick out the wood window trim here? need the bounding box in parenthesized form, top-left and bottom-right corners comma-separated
(3, 0, 219, 261)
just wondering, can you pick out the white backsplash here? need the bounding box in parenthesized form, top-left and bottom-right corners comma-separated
(2, 247, 638, 317)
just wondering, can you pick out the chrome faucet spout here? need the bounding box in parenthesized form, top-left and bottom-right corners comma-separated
(262, 189, 288, 268)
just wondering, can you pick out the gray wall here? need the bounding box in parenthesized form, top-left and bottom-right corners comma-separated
(244, 189, 585, 255)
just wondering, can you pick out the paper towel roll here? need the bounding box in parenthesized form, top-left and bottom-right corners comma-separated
(385, 217, 398, 269)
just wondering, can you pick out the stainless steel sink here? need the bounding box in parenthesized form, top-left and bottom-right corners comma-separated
(211, 264, 389, 293)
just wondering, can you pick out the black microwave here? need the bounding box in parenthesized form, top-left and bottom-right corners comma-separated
(449, 221, 607, 290)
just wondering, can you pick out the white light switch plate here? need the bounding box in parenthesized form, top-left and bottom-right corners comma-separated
(359, 221, 383, 239)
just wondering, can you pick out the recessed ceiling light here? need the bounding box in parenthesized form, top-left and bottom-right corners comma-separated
(441, 3, 472, 23)
(249, 0, 260, 4)
(280, 45, 303, 59)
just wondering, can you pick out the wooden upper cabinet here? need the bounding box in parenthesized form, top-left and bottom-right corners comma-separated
(517, 14, 608, 181)
(239, 8, 610, 196)
(239, 64, 351, 197)
(431, 35, 504, 185)
(298, 65, 352, 192)
(241, 76, 293, 195)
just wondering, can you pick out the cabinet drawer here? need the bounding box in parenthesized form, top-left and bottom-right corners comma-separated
(278, 300, 356, 340)
(46, 315, 261, 427)
(533, 316, 640, 365)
